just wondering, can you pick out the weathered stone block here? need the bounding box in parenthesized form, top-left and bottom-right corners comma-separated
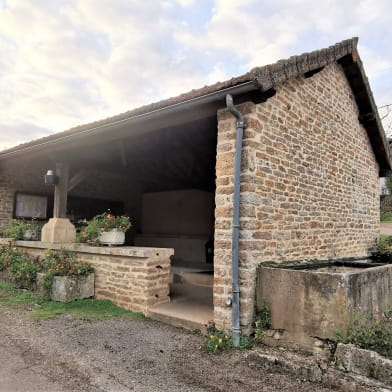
(256, 263, 392, 352)
(336, 343, 392, 386)
(37, 272, 94, 302)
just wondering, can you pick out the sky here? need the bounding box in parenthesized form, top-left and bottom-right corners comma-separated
(1, 0, 392, 150)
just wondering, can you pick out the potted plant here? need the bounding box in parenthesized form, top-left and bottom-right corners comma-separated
(3, 219, 39, 240)
(36, 248, 94, 302)
(76, 211, 131, 246)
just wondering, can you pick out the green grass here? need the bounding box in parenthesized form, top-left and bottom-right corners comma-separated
(0, 280, 144, 321)
(381, 212, 392, 223)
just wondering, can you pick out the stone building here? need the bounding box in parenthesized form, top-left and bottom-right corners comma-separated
(0, 37, 391, 335)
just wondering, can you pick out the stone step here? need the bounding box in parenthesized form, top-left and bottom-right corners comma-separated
(147, 300, 213, 332)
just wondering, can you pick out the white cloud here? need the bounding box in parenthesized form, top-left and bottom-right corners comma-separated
(0, 0, 392, 149)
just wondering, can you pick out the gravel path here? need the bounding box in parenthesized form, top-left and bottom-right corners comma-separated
(0, 306, 346, 392)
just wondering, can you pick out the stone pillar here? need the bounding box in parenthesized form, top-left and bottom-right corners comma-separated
(41, 162, 76, 243)
(214, 101, 258, 334)
(41, 218, 76, 243)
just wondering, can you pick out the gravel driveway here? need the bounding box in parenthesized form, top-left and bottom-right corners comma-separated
(0, 306, 348, 392)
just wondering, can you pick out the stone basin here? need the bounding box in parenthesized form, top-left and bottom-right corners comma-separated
(256, 260, 392, 353)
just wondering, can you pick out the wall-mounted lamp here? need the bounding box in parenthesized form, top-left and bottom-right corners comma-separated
(44, 170, 59, 186)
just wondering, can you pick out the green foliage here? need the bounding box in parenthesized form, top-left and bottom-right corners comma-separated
(8, 258, 41, 288)
(75, 218, 101, 246)
(254, 300, 272, 344)
(0, 246, 93, 294)
(337, 306, 392, 359)
(40, 249, 94, 293)
(203, 323, 252, 354)
(3, 219, 38, 240)
(371, 236, 392, 262)
(31, 299, 145, 321)
(189, 329, 203, 336)
(204, 324, 234, 354)
(0, 280, 46, 309)
(75, 211, 132, 245)
(0, 245, 21, 271)
(381, 212, 392, 223)
(0, 245, 41, 287)
(386, 177, 392, 195)
(0, 280, 144, 321)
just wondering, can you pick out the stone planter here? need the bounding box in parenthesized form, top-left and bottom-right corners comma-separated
(23, 229, 37, 240)
(98, 229, 125, 246)
(36, 272, 94, 302)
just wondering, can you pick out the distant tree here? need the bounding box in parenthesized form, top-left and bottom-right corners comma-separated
(386, 177, 392, 195)
(379, 103, 392, 138)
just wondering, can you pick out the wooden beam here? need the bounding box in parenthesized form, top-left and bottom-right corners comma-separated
(53, 162, 69, 218)
(68, 169, 89, 193)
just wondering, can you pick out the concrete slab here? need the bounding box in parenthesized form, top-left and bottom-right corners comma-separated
(148, 282, 213, 331)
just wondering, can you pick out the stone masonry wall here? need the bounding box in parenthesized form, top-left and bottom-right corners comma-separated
(15, 242, 173, 313)
(214, 63, 380, 333)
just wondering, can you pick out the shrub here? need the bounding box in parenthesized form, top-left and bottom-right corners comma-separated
(204, 324, 234, 354)
(337, 306, 392, 359)
(8, 257, 41, 288)
(203, 323, 252, 354)
(3, 219, 38, 240)
(0, 245, 41, 287)
(371, 236, 392, 262)
(41, 248, 94, 292)
(254, 300, 271, 344)
(380, 212, 392, 223)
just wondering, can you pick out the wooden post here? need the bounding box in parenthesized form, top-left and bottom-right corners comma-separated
(53, 162, 69, 218)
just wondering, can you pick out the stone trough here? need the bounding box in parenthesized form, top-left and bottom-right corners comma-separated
(256, 260, 392, 353)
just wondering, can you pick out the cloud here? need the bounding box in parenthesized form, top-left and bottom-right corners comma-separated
(0, 122, 51, 150)
(0, 0, 392, 150)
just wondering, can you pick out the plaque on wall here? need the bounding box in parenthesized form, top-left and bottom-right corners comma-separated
(14, 193, 49, 219)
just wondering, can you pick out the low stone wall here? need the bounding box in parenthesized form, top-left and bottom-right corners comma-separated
(11, 241, 174, 314)
(336, 343, 392, 386)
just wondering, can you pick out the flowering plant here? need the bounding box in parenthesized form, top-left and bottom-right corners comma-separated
(0, 245, 41, 287)
(75, 211, 131, 246)
(41, 248, 94, 292)
(336, 305, 392, 359)
(3, 219, 39, 240)
(92, 212, 131, 231)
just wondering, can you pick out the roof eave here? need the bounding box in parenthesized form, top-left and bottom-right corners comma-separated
(338, 54, 392, 176)
(0, 81, 258, 160)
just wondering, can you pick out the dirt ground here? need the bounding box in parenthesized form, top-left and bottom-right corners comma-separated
(0, 306, 364, 392)
(380, 222, 392, 236)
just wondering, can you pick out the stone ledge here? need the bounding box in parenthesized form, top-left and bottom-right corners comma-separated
(13, 241, 174, 259)
(0, 238, 14, 245)
(247, 349, 391, 391)
(336, 343, 392, 386)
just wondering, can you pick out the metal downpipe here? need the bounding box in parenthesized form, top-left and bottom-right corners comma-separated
(225, 94, 245, 347)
